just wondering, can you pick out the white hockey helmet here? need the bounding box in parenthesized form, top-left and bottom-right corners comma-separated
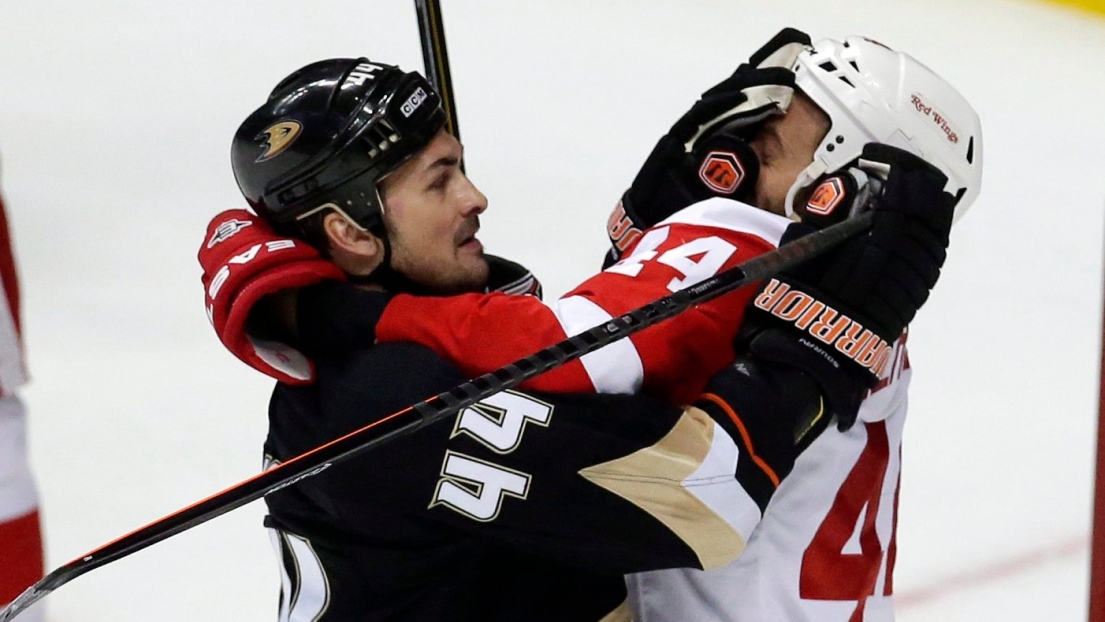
(786, 36, 983, 223)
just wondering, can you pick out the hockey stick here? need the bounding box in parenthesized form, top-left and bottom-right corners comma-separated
(0, 211, 872, 621)
(414, 0, 461, 146)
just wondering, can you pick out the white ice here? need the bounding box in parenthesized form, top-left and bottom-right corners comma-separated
(0, 0, 1102, 619)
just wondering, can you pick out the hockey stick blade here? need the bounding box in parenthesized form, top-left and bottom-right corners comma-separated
(414, 0, 461, 145)
(0, 211, 872, 621)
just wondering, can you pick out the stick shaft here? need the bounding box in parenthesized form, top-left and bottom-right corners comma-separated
(414, 0, 461, 143)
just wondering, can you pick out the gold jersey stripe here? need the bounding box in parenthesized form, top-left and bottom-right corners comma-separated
(578, 406, 747, 570)
(598, 599, 633, 622)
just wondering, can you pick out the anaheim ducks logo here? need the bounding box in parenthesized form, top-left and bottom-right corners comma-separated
(255, 120, 303, 162)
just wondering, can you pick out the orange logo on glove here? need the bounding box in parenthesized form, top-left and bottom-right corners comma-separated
(805, 178, 846, 216)
(607, 201, 643, 255)
(698, 151, 745, 194)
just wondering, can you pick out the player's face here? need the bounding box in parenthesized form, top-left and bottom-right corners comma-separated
(380, 129, 490, 294)
(749, 92, 831, 216)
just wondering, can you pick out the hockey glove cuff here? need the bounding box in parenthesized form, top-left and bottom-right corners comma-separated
(198, 209, 346, 384)
(694, 353, 831, 511)
(735, 318, 874, 431)
(485, 255, 543, 299)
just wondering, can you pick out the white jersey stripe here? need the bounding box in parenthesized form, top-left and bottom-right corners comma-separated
(657, 198, 790, 249)
(0, 396, 37, 521)
(684, 422, 762, 552)
(547, 295, 643, 394)
(0, 274, 25, 395)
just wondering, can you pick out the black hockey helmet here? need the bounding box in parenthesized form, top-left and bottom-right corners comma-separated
(231, 58, 447, 231)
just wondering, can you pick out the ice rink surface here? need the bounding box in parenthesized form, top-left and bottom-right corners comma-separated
(1, 0, 1103, 619)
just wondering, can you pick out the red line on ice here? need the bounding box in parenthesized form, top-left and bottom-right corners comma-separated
(896, 535, 1087, 609)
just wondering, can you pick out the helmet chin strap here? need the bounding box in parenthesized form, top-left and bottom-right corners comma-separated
(342, 189, 432, 294)
(344, 186, 485, 296)
(345, 227, 455, 296)
(344, 222, 417, 292)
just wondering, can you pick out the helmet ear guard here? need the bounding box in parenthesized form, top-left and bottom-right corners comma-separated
(784, 37, 982, 223)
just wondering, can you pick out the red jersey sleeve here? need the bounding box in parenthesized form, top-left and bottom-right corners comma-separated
(375, 199, 791, 404)
(378, 290, 598, 393)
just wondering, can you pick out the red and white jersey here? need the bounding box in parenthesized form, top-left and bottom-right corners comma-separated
(0, 195, 26, 397)
(375, 197, 914, 620)
(626, 333, 911, 622)
(375, 198, 790, 406)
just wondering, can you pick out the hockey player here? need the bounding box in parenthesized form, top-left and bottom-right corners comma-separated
(199, 30, 966, 621)
(621, 36, 982, 622)
(0, 172, 45, 621)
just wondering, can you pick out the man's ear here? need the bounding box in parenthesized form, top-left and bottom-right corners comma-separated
(323, 211, 385, 277)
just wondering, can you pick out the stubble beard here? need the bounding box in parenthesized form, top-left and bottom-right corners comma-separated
(390, 245, 489, 295)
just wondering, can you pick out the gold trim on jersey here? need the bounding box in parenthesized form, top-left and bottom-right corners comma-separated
(597, 599, 633, 622)
(579, 406, 747, 570)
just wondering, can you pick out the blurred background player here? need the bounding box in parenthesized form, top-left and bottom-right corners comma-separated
(0, 160, 45, 620)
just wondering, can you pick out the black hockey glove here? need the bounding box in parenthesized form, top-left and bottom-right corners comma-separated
(800, 144, 956, 337)
(605, 28, 811, 266)
(484, 254, 543, 299)
(737, 144, 957, 430)
(693, 353, 832, 510)
(296, 255, 543, 356)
